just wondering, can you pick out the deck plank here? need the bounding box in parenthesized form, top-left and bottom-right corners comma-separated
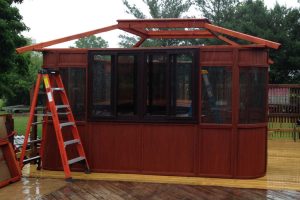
(41, 180, 300, 200)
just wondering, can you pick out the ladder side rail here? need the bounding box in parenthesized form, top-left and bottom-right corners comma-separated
(19, 74, 42, 168)
(43, 74, 72, 179)
(54, 75, 76, 126)
(38, 101, 50, 170)
(55, 74, 90, 170)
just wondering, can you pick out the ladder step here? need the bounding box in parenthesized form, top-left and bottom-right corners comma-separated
(34, 112, 70, 117)
(64, 139, 80, 147)
(29, 139, 42, 144)
(52, 88, 64, 92)
(57, 112, 71, 115)
(34, 113, 52, 117)
(35, 106, 47, 110)
(68, 156, 85, 165)
(23, 155, 41, 165)
(56, 105, 70, 109)
(60, 122, 75, 128)
(32, 121, 44, 125)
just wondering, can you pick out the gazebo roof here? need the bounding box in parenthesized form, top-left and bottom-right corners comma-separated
(16, 18, 281, 54)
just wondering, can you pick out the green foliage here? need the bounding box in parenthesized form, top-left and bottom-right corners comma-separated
(0, 99, 5, 110)
(0, 0, 28, 72)
(194, 0, 300, 84)
(119, 0, 192, 47)
(0, 0, 36, 105)
(234, 1, 300, 84)
(193, 0, 240, 25)
(73, 35, 108, 48)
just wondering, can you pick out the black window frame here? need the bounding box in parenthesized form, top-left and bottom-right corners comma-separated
(88, 48, 199, 123)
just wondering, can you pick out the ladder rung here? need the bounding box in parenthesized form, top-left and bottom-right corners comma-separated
(64, 139, 80, 147)
(60, 122, 75, 128)
(52, 88, 64, 92)
(68, 156, 85, 165)
(56, 105, 69, 109)
(57, 112, 71, 115)
(29, 139, 42, 144)
(35, 106, 46, 110)
(34, 113, 52, 117)
(23, 155, 41, 164)
(32, 121, 44, 125)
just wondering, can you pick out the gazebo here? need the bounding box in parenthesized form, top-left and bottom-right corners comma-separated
(17, 18, 280, 178)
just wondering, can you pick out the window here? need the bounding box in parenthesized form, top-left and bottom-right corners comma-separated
(91, 55, 113, 117)
(89, 49, 197, 122)
(117, 55, 137, 116)
(201, 67, 232, 124)
(173, 54, 193, 117)
(60, 67, 86, 120)
(239, 67, 267, 123)
(146, 54, 168, 116)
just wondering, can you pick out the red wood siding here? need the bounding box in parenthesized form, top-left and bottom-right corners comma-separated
(199, 128, 232, 177)
(239, 49, 268, 66)
(89, 123, 141, 172)
(236, 127, 267, 178)
(142, 125, 196, 175)
(41, 46, 269, 178)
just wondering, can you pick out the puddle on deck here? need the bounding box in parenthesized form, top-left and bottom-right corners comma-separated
(0, 177, 66, 200)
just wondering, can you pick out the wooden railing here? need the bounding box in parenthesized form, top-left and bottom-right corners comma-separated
(268, 84, 300, 140)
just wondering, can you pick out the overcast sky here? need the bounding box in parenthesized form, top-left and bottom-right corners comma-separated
(16, 0, 299, 48)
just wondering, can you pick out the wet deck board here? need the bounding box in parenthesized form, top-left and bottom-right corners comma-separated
(42, 180, 300, 200)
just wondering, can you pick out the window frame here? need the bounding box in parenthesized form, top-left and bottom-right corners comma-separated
(59, 66, 87, 122)
(88, 48, 199, 123)
(200, 66, 233, 124)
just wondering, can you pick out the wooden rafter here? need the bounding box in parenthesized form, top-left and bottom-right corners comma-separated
(204, 23, 281, 49)
(133, 37, 147, 47)
(217, 35, 239, 46)
(16, 18, 281, 54)
(117, 18, 209, 29)
(146, 30, 214, 38)
(16, 24, 118, 53)
(118, 27, 148, 38)
(206, 29, 239, 46)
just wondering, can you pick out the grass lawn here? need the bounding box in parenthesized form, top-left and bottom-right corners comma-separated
(0, 112, 42, 137)
(14, 114, 30, 135)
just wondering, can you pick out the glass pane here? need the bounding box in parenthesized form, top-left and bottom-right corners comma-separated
(117, 55, 136, 116)
(60, 68, 86, 120)
(146, 54, 167, 116)
(201, 67, 232, 123)
(174, 54, 193, 117)
(239, 68, 267, 123)
(91, 55, 112, 117)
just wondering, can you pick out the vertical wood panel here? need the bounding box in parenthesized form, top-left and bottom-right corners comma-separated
(236, 128, 267, 178)
(199, 128, 232, 177)
(90, 124, 141, 172)
(42, 124, 89, 171)
(238, 49, 268, 66)
(142, 125, 196, 175)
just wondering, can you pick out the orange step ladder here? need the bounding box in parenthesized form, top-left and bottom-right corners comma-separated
(19, 69, 90, 180)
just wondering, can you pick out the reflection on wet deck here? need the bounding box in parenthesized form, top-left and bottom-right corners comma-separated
(28, 140, 300, 191)
(0, 178, 66, 200)
(0, 140, 300, 199)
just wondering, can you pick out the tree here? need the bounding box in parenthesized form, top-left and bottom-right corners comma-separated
(0, 0, 32, 105)
(229, 1, 300, 84)
(119, 0, 193, 47)
(194, 0, 300, 84)
(73, 35, 108, 48)
(193, 0, 240, 25)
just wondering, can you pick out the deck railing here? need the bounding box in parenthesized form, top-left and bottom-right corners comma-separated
(268, 84, 300, 140)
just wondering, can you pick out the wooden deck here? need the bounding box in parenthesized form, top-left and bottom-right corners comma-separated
(1, 140, 300, 199)
(25, 140, 300, 191)
(41, 180, 300, 200)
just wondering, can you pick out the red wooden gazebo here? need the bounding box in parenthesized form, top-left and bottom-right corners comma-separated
(17, 18, 280, 179)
